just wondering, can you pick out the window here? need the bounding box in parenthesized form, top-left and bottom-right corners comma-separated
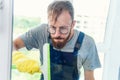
(73, 0, 110, 80)
(12, 0, 52, 80)
(12, 0, 110, 80)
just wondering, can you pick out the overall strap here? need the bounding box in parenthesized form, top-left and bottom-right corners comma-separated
(74, 32, 85, 51)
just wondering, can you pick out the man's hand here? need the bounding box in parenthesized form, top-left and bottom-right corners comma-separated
(13, 37, 25, 50)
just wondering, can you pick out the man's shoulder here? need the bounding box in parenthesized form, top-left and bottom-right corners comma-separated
(83, 34, 95, 45)
(36, 23, 48, 30)
(75, 30, 96, 49)
(30, 23, 48, 33)
(79, 32, 96, 51)
(74, 30, 94, 42)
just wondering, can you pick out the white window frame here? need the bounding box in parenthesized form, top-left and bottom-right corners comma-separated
(0, 0, 13, 80)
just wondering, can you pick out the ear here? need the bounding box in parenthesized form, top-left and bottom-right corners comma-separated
(71, 20, 76, 28)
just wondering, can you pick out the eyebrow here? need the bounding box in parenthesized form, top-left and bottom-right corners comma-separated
(49, 25, 69, 28)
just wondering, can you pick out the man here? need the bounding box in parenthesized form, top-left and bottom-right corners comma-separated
(13, 1, 101, 80)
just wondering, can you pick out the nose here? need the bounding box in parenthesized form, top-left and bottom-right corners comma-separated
(54, 28, 61, 37)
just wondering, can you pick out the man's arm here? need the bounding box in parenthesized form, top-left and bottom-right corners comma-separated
(13, 37, 25, 50)
(84, 70, 95, 80)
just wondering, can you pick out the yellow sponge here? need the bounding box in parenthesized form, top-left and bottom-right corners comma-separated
(12, 51, 41, 74)
(12, 51, 27, 64)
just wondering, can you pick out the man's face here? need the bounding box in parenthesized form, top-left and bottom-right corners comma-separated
(48, 11, 75, 49)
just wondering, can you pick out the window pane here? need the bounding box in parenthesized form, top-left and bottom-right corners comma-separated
(73, 0, 109, 80)
(13, 0, 52, 39)
(12, 0, 108, 80)
(73, 0, 110, 43)
(12, 0, 52, 80)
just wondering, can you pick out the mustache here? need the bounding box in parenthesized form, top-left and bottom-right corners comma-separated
(52, 37, 64, 39)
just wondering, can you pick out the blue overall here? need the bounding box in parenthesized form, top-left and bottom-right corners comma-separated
(41, 32, 84, 80)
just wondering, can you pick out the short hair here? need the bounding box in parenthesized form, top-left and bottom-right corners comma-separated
(47, 1, 74, 22)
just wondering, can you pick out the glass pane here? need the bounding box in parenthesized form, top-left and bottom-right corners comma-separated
(73, 0, 110, 43)
(73, 0, 109, 80)
(12, 0, 108, 80)
(13, 0, 52, 39)
(12, 0, 52, 80)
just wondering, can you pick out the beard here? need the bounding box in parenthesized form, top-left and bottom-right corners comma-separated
(51, 32, 71, 49)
